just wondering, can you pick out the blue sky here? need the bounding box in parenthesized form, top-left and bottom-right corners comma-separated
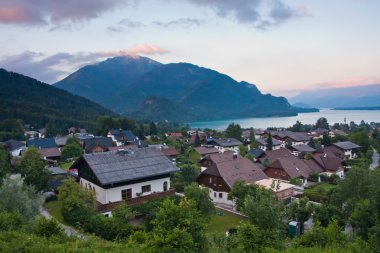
(0, 0, 379, 97)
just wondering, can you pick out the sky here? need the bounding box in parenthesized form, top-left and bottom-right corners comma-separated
(0, 0, 380, 97)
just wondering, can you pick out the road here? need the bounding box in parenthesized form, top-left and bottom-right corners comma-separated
(40, 208, 84, 238)
(370, 148, 379, 170)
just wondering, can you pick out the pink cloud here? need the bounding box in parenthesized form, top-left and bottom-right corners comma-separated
(99, 44, 170, 57)
(0, 6, 31, 23)
(315, 77, 380, 89)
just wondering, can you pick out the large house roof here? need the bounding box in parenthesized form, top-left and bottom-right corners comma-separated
(109, 129, 137, 142)
(269, 156, 312, 179)
(3, 140, 25, 151)
(39, 147, 61, 158)
(291, 144, 315, 153)
(202, 155, 267, 189)
(83, 137, 113, 153)
(260, 148, 293, 163)
(256, 138, 282, 146)
(270, 131, 310, 142)
(27, 138, 57, 149)
(194, 146, 219, 156)
(332, 141, 360, 150)
(210, 138, 242, 147)
(82, 147, 179, 186)
(201, 151, 242, 164)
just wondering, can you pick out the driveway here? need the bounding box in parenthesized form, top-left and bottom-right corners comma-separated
(370, 148, 379, 170)
(40, 208, 84, 238)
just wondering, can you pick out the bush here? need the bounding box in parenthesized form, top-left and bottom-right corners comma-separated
(0, 211, 25, 231)
(33, 216, 64, 238)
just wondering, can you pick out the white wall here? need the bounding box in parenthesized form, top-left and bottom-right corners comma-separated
(207, 188, 234, 206)
(11, 147, 25, 157)
(80, 177, 171, 204)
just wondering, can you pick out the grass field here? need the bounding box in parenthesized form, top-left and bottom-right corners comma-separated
(304, 183, 337, 202)
(59, 161, 74, 171)
(207, 210, 246, 235)
(43, 199, 67, 225)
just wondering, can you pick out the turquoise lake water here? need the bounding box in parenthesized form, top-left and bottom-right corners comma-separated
(189, 109, 380, 130)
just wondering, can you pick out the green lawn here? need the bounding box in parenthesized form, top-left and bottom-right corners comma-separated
(207, 210, 246, 235)
(43, 199, 67, 225)
(59, 161, 74, 171)
(304, 183, 337, 203)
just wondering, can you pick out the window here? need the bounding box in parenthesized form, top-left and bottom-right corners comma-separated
(141, 185, 151, 193)
(163, 181, 168, 191)
(209, 177, 212, 183)
(219, 193, 223, 198)
(121, 189, 132, 200)
(214, 192, 216, 198)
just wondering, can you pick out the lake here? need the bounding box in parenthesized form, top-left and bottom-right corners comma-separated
(189, 109, 380, 130)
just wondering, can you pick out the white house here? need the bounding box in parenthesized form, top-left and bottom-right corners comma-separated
(73, 147, 179, 215)
(207, 138, 242, 153)
(332, 141, 361, 159)
(107, 129, 138, 146)
(3, 140, 26, 157)
(256, 138, 282, 151)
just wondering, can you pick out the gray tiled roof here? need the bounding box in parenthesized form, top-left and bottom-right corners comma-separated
(333, 141, 361, 150)
(211, 138, 242, 147)
(83, 147, 179, 186)
(256, 138, 282, 146)
(291, 144, 315, 152)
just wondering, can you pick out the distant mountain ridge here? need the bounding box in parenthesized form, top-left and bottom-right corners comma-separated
(55, 56, 304, 122)
(0, 68, 113, 129)
(290, 84, 380, 108)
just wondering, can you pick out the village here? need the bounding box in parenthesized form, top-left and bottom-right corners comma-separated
(1, 117, 379, 249)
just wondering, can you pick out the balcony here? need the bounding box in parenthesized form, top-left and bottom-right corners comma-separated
(96, 188, 175, 213)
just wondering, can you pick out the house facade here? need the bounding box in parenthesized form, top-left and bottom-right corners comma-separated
(332, 141, 361, 159)
(198, 152, 268, 207)
(207, 138, 242, 153)
(3, 140, 26, 157)
(72, 148, 179, 214)
(256, 138, 282, 151)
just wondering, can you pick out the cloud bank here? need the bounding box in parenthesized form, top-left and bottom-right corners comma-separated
(0, 0, 128, 25)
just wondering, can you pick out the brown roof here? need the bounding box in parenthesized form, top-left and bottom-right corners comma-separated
(39, 147, 61, 158)
(202, 155, 267, 189)
(321, 146, 345, 159)
(203, 151, 242, 164)
(161, 148, 179, 157)
(268, 156, 312, 179)
(303, 159, 325, 173)
(311, 153, 343, 172)
(194, 146, 219, 156)
(260, 148, 292, 163)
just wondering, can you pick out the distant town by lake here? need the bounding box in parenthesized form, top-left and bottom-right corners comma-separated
(189, 109, 380, 130)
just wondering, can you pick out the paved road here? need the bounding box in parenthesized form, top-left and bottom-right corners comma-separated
(370, 149, 379, 170)
(40, 209, 84, 238)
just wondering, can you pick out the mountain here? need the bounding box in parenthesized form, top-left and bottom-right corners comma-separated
(290, 84, 380, 108)
(0, 68, 113, 130)
(55, 56, 298, 122)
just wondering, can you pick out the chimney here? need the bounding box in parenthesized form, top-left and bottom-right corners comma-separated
(233, 152, 238, 159)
